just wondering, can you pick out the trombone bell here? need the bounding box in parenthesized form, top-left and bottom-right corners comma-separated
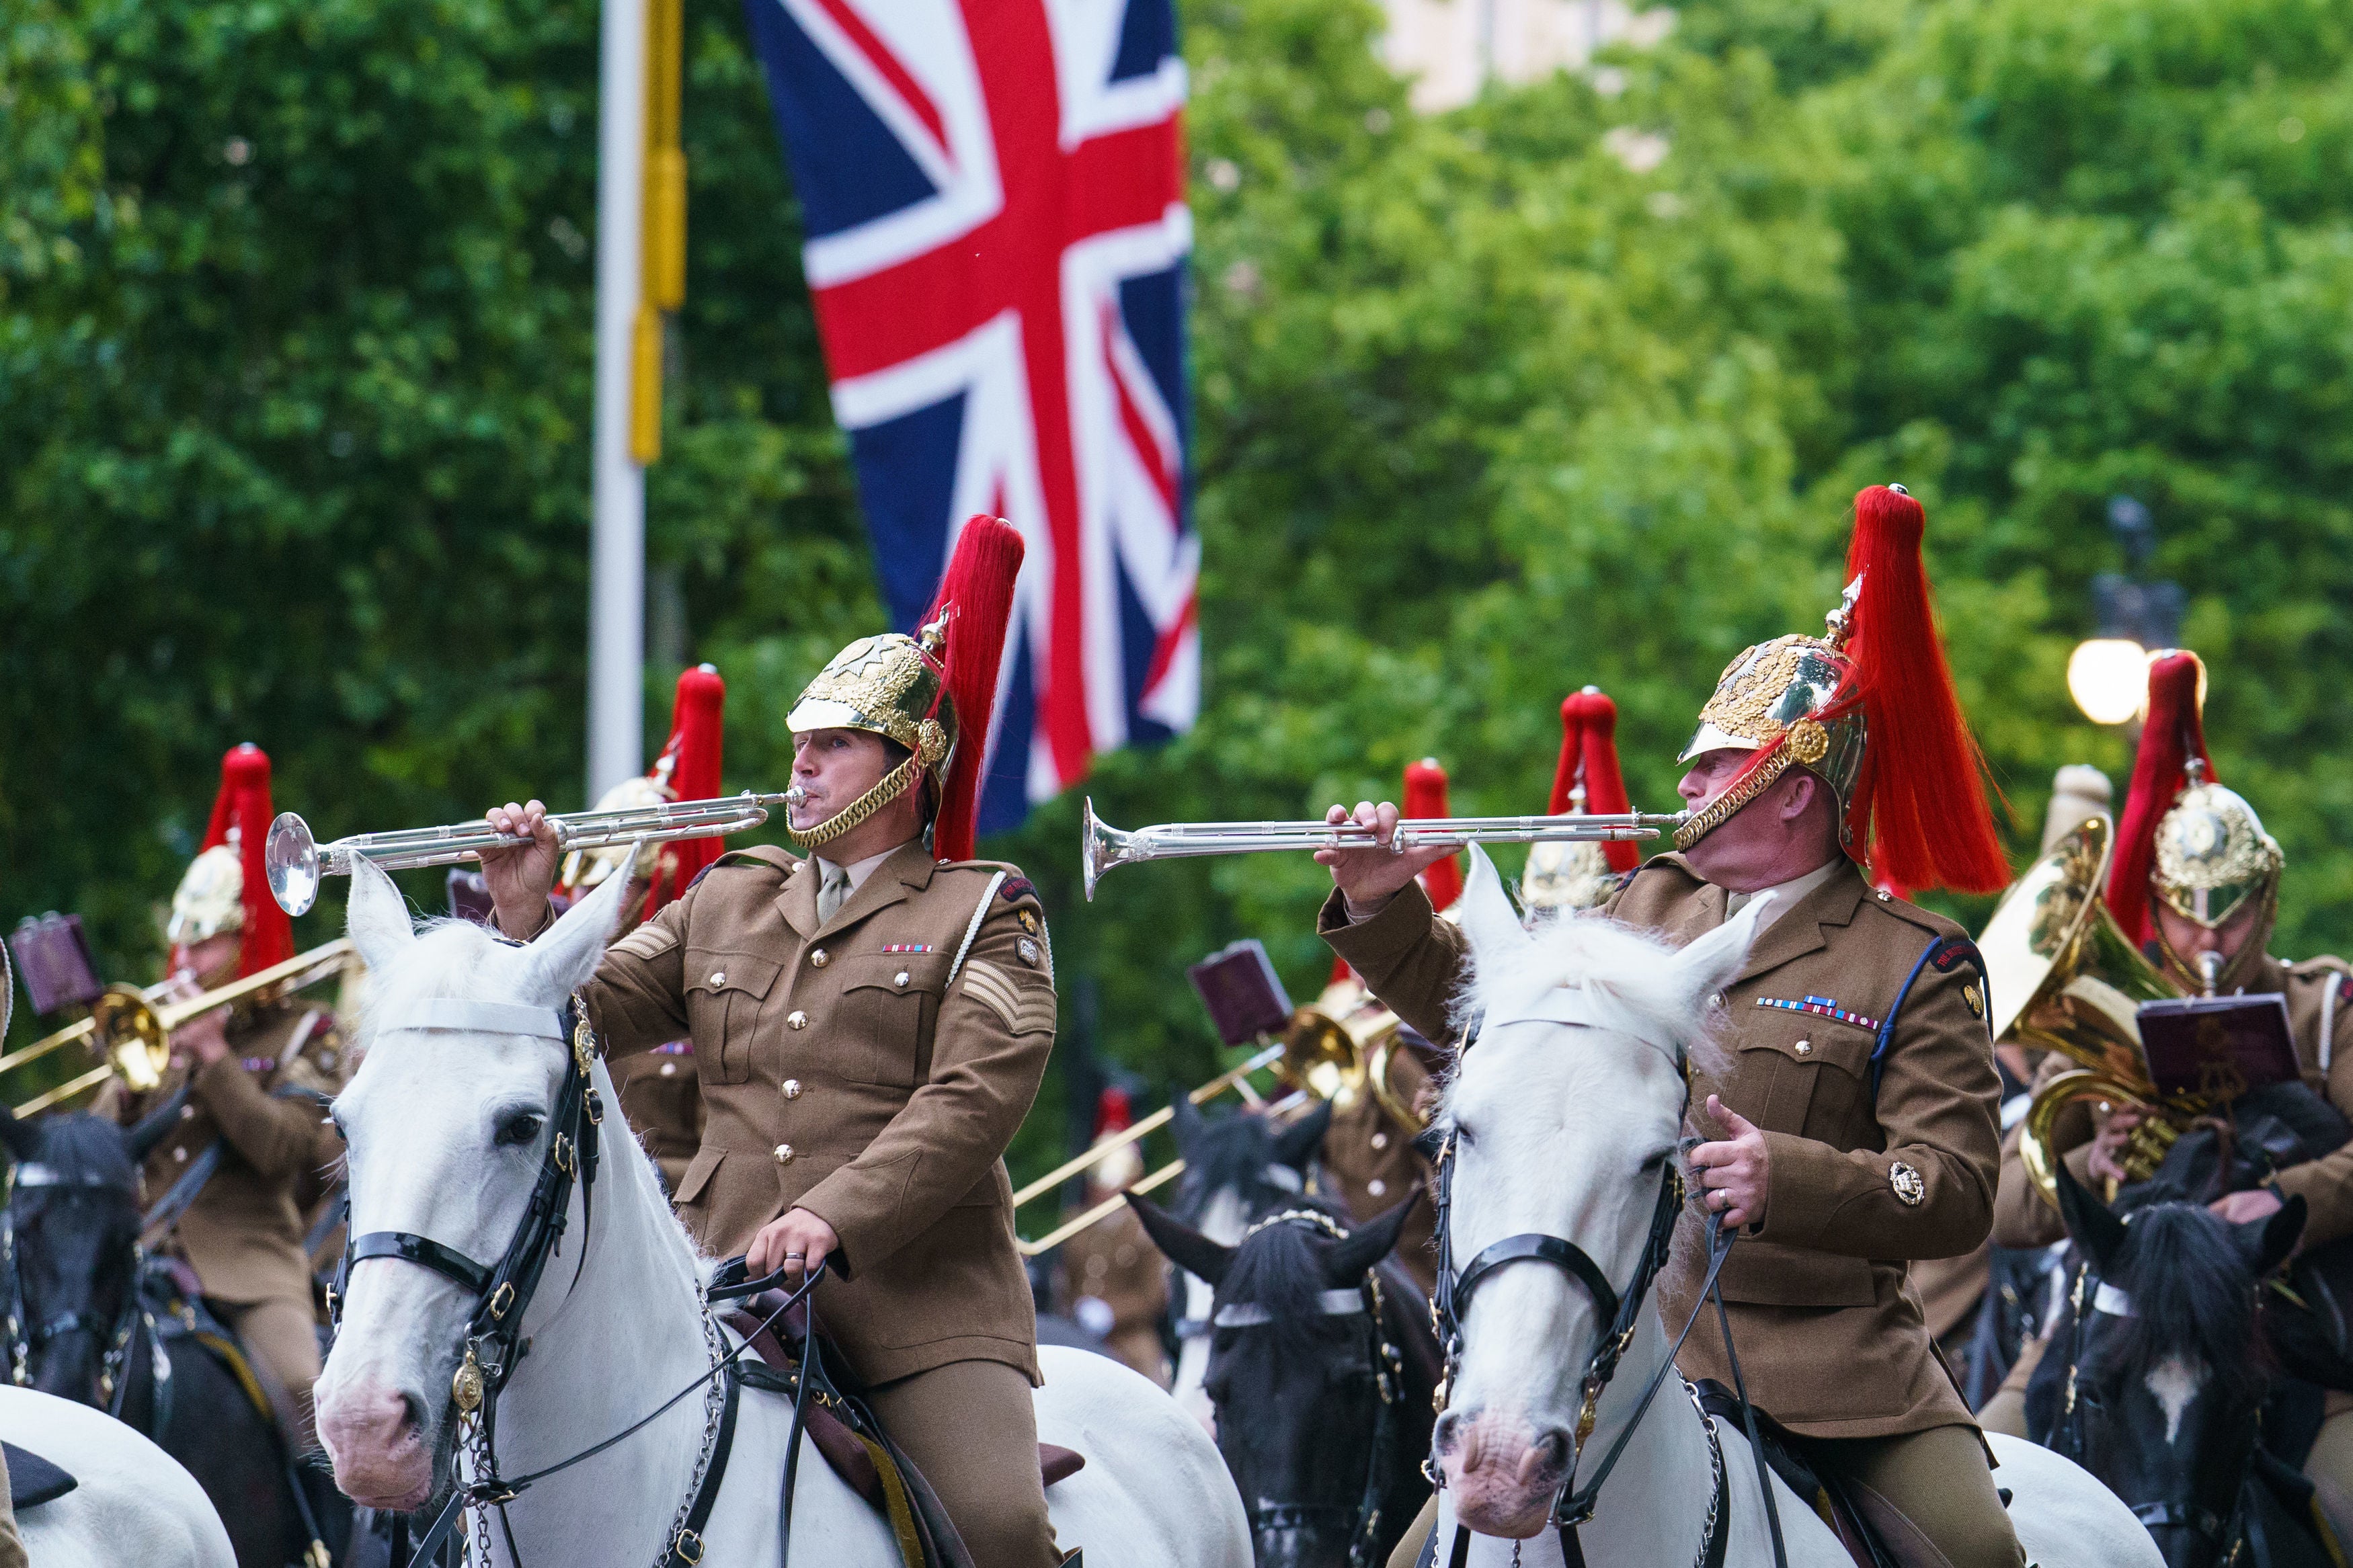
(87, 985, 169, 1094)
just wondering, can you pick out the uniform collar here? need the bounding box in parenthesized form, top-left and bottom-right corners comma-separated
(778, 838, 934, 940)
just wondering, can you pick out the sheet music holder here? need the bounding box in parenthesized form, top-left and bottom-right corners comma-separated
(2137, 993, 2303, 1102)
(1187, 939, 1294, 1047)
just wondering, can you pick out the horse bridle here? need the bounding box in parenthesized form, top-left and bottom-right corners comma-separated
(2053, 1260, 2253, 1567)
(1209, 1208, 1409, 1568)
(3, 1165, 146, 1415)
(1426, 1011, 1778, 1568)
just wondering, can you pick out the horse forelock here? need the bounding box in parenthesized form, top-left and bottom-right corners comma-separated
(2094, 1202, 2268, 1407)
(1215, 1202, 1361, 1360)
(357, 917, 545, 1057)
(13, 1114, 137, 1194)
(1450, 911, 1724, 1090)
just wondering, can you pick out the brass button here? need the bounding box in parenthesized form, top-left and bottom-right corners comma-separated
(1367, 1178, 1387, 1198)
(173, 1147, 189, 1163)
(1710, 992, 1724, 1009)
(787, 1011, 809, 1030)
(1876, 889, 1892, 902)
(782, 1079, 803, 1100)
(773, 1144, 795, 1165)
(660, 1061, 676, 1077)
(1371, 1131, 1389, 1151)
(709, 971, 725, 987)
(810, 949, 830, 968)
(1794, 1039, 1812, 1056)
(894, 971, 910, 988)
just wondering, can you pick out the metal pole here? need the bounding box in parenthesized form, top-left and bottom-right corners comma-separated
(588, 0, 649, 800)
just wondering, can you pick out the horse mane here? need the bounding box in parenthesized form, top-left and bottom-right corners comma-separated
(2095, 1202, 2268, 1407)
(1449, 909, 1730, 1082)
(1174, 1108, 1283, 1214)
(1213, 1198, 1360, 1360)
(17, 1114, 136, 1192)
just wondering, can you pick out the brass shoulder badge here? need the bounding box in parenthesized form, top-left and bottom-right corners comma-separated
(1962, 981, 1985, 1020)
(1889, 1161, 1925, 1207)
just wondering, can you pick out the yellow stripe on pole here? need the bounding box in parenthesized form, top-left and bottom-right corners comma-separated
(629, 304, 664, 464)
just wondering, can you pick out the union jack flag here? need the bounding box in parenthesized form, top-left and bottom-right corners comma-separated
(745, 0, 1197, 835)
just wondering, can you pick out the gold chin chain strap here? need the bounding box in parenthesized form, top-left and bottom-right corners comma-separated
(787, 751, 925, 851)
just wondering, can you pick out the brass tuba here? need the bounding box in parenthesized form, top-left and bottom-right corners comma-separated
(1982, 816, 2194, 1210)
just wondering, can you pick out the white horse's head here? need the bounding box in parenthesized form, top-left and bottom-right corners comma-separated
(313, 858, 634, 1512)
(1433, 848, 1761, 1537)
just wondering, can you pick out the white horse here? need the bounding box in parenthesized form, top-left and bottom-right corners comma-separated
(313, 858, 1246, 1567)
(0, 1387, 233, 1568)
(1424, 847, 2159, 1567)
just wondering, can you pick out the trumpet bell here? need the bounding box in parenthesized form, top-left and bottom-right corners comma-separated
(87, 985, 169, 1094)
(267, 812, 325, 917)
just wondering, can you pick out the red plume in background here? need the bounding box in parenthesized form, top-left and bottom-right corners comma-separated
(644, 664, 727, 916)
(1837, 485, 2010, 894)
(1548, 696, 1589, 817)
(1404, 757, 1465, 911)
(201, 743, 294, 977)
(1565, 688, 1640, 874)
(1092, 1085, 1134, 1142)
(923, 516, 1027, 863)
(2107, 651, 2211, 946)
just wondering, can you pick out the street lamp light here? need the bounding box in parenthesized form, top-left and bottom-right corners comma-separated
(2067, 495, 2184, 726)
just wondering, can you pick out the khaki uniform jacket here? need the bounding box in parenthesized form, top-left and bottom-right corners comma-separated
(1318, 1048, 1439, 1296)
(578, 840, 1057, 1387)
(104, 1001, 342, 1305)
(1993, 951, 2353, 1249)
(1054, 1200, 1170, 1384)
(1322, 854, 2001, 1440)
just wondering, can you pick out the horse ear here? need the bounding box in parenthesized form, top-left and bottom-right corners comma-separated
(2242, 1193, 2307, 1278)
(1170, 1090, 1208, 1160)
(126, 1080, 196, 1164)
(1271, 1099, 1331, 1171)
(1324, 1189, 1422, 1286)
(1127, 1193, 1235, 1286)
(2054, 1155, 2128, 1272)
(1453, 845, 1531, 973)
(345, 856, 417, 974)
(0, 1106, 39, 1165)
(511, 861, 633, 1005)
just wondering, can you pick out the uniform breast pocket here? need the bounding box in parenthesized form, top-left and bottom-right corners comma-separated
(683, 952, 783, 1085)
(1731, 1007, 1878, 1143)
(834, 952, 952, 1089)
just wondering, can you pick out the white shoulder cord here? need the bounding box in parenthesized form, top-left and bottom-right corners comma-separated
(2322, 971, 2340, 1076)
(946, 872, 1008, 986)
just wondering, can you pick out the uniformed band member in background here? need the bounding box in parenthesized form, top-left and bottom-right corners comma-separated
(550, 665, 728, 1192)
(479, 520, 1073, 1568)
(1326, 487, 2027, 1568)
(1053, 1087, 1171, 1385)
(1987, 651, 2353, 1531)
(102, 743, 346, 1444)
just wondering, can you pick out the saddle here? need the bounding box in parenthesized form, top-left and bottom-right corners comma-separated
(721, 1300, 1084, 1568)
(4, 1443, 75, 1510)
(1687, 1383, 1895, 1568)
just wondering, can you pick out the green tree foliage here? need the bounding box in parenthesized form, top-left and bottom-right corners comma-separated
(8, 0, 2353, 1199)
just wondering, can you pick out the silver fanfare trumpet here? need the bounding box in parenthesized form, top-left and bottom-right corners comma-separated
(265, 790, 811, 915)
(1080, 797, 1684, 901)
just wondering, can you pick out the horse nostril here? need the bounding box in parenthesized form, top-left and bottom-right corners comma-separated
(400, 1390, 427, 1436)
(1432, 1410, 1462, 1454)
(1516, 1427, 1569, 1487)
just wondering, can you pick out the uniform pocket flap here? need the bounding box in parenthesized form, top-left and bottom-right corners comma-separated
(840, 951, 953, 995)
(674, 1145, 724, 1204)
(1716, 1240, 1876, 1307)
(1734, 1008, 1875, 1079)
(684, 952, 783, 998)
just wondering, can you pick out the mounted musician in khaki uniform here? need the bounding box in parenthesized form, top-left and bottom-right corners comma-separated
(1324, 487, 2028, 1568)
(480, 520, 1070, 1568)
(100, 743, 344, 1442)
(1054, 1088, 1172, 1385)
(1986, 651, 2353, 1530)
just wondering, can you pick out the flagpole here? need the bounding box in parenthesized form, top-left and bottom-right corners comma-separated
(588, 0, 649, 800)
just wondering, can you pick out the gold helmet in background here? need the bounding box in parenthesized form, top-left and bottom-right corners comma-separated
(2151, 778, 2280, 932)
(167, 843, 247, 946)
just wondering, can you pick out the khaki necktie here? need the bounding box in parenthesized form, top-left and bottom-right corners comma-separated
(817, 862, 852, 924)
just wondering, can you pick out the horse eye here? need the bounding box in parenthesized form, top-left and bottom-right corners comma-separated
(493, 1111, 545, 1149)
(1453, 1124, 1474, 1149)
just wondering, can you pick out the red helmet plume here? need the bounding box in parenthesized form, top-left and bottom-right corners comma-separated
(1554, 688, 1639, 874)
(1404, 757, 1464, 912)
(922, 517, 1027, 862)
(645, 664, 727, 915)
(2107, 651, 2210, 946)
(201, 744, 294, 977)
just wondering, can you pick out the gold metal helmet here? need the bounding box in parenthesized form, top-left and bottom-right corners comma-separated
(559, 774, 671, 893)
(783, 623, 957, 850)
(1674, 603, 1868, 852)
(1520, 839, 1620, 916)
(166, 843, 247, 946)
(2151, 774, 2281, 930)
